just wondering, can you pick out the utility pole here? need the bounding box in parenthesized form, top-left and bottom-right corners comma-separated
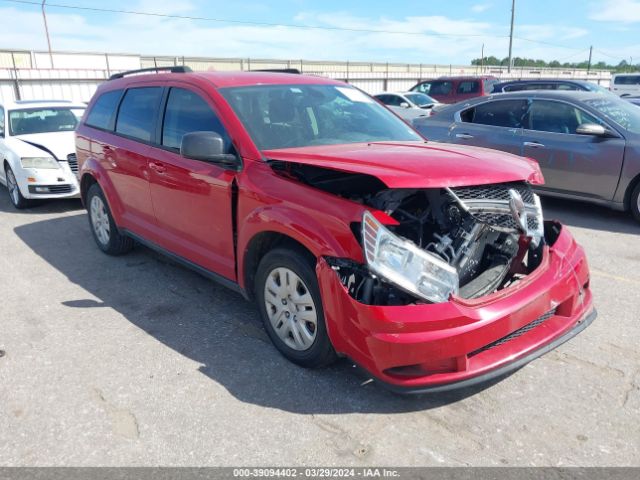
(41, 0, 54, 68)
(481, 43, 485, 72)
(507, 0, 515, 73)
(587, 45, 593, 73)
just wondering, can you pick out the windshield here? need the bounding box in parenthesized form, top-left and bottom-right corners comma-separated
(405, 93, 436, 106)
(220, 84, 421, 150)
(584, 97, 640, 134)
(9, 107, 84, 136)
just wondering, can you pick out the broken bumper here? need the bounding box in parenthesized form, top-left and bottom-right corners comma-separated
(317, 222, 594, 392)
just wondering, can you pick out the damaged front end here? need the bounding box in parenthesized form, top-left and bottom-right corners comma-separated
(269, 160, 546, 306)
(329, 182, 545, 306)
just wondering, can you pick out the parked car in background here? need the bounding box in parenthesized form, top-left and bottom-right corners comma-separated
(409, 76, 498, 104)
(0, 100, 85, 209)
(413, 91, 640, 222)
(625, 97, 640, 107)
(611, 73, 640, 97)
(373, 92, 439, 121)
(610, 73, 640, 97)
(492, 79, 610, 94)
(75, 67, 594, 393)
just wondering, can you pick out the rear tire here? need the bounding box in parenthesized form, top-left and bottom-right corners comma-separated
(4, 165, 30, 209)
(255, 247, 337, 368)
(86, 183, 134, 255)
(631, 182, 640, 224)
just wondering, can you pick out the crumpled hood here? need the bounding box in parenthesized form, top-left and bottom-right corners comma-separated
(263, 141, 544, 188)
(10, 131, 76, 161)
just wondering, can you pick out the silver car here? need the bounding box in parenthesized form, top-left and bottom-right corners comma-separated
(374, 92, 439, 121)
(413, 91, 640, 223)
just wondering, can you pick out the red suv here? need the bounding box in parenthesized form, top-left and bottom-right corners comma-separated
(410, 76, 498, 104)
(76, 67, 594, 393)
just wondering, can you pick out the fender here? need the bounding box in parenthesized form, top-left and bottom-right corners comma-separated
(80, 156, 126, 226)
(236, 204, 365, 291)
(237, 204, 366, 355)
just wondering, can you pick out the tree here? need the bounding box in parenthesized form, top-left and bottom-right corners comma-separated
(469, 55, 634, 72)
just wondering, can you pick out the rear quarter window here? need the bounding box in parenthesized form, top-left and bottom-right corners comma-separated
(614, 76, 640, 85)
(85, 90, 123, 130)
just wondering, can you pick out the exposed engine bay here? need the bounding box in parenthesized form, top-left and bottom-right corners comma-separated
(270, 161, 546, 305)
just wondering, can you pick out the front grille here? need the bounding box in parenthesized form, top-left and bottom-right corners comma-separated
(450, 182, 535, 204)
(448, 181, 542, 236)
(468, 308, 557, 358)
(67, 153, 78, 174)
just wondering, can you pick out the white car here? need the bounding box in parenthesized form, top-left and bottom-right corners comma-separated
(610, 73, 640, 97)
(0, 100, 85, 209)
(373, 92, 440, 121)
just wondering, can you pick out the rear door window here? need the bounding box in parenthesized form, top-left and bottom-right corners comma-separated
(115, 87, 163, 142)
(461, 100, 529, 128)
(161, 87, 230, 151)
(414, 81, 453, 96)
(85, 89, 123, 130)
(0, 106, 5, 136)
(457, 81, 480, 94)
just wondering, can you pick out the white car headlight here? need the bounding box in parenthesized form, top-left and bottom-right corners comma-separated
(20, 157, 59, 169)
(362, 211, 459, 303)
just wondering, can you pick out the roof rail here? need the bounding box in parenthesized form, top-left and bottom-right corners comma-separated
(109, 66, 192, 80)
(251, 68, 301, 74)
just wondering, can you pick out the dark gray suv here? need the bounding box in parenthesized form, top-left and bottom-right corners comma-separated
(413, 91, 640, 223)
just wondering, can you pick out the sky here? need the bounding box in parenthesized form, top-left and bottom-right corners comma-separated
(0, 0, 637, 65)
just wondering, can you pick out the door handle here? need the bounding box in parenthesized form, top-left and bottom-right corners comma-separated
(149, 161, 166, 174)
(455, 133, 474, 139)
(524, 141, 545, 148)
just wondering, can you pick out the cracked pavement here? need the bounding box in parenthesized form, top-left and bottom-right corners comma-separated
(0, 191, 638, 466)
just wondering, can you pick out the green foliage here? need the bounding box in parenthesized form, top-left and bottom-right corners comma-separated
(471, 56, 640, 72)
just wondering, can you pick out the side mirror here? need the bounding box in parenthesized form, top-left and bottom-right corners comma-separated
(575, 123, 615, 137)
(400, 102, 411, 109)
(180, 131, 240, 170)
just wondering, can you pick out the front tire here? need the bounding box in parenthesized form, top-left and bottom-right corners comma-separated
(4, 165, 30, 209)
(86, 183, 133, 255)
(631, 182, 640, 224)
(255, 247, 337, 368)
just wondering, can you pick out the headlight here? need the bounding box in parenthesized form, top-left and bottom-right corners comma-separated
(20, 157, 59, 169)
(362, 211, 458, 303)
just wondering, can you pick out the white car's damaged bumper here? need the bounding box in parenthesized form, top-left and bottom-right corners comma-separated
(14, 160, 80, 199)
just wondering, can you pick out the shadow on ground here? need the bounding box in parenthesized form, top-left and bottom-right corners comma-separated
(541, 197, 639, 234)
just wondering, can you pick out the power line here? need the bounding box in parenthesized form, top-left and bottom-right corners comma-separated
(594, 48, 624, 62)
(0, 0, 506, 38)
(556, 48, 592, 63)
(1, 0, 626, 58)
(513, 36, 585, 51)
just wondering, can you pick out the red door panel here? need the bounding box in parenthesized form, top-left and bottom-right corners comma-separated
(147, 147, 237, 281)
(103, 136, 156, 237)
